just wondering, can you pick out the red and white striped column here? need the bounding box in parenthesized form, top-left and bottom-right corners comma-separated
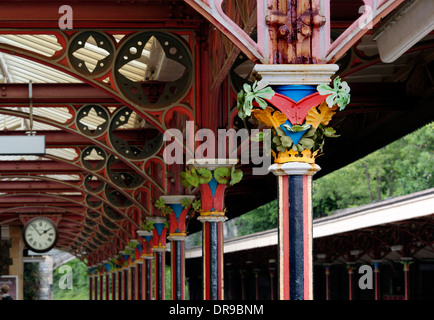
(401, 257, 412, 300)
(373, 260, 381, 300)
(269, 162, 320, 300)
(324, 264, 331, 300)
(149, 216, 168, 300)
(347, 263, 355, 300)
(162, 195, 196, 300)
(137, 229, 154, 300)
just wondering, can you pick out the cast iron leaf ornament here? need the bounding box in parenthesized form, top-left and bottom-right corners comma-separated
(154, 198, 173, 215)
(141, 220, 155, 231)
(179, 166, 243, 188)
(317, 76, 351, 110)
(180, 197, 202, 218)
(237, 80, 275, 119)
(128, 241, 139, 248)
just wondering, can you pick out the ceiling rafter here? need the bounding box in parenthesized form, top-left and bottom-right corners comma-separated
(0, 107, 165, 194)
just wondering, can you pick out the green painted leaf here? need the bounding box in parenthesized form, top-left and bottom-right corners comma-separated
(280, 136, 293, 148)
(272, 136, 281, 145)
(255, 86, 275, 99)
(276, 127, 286, 136)
(251, 131, 264, 142)
(236, 81, 275, 120)
(142, 221, 155, 231)
(197, 168, 213, 184)
(299, 137, 314, 149)
(155, 198, 166, 210)
(214, 167, 231, 184)
(192, 199, 201, 211)
(229, 166, 243, 186)
(243, 83, 252, 93)
(317, 76, 351, 110)
(317, 83, 335, 95)
(288, 124, 311, 132)
(255, 97, 268, 109)
(324, 127, 340, 137)
(186, 168, 199, 188)
(304, 127, 316, 137)
(181, 197, 192, 208)
(179, 171, 191, 188)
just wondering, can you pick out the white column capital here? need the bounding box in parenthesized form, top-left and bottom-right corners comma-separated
(187, 158, 238, 170)
(253, 64, 339, 86)
(197, 215, 228, 223)
(160, 195, 196, 204)
(168, 234, 188, 241)
(268, 162, 321, 176)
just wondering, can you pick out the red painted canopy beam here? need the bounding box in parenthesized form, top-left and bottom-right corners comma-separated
(0, 180, 85, 192)
(0, 0, 199, 28)
(0, 83, 114, 103)
(0, 206, 85, 214)
(0, 160, 131, 173)
(0, 129, 160, 147)
(0, 194, 84, 206)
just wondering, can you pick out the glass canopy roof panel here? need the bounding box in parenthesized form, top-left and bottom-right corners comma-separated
(0, 34, 62, 57)
(0, 52, 81, 84)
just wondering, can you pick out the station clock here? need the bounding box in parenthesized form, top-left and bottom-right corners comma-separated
(23, 217, 58, 253)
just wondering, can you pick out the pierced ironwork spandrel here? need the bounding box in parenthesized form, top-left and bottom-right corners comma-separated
(109, 106, 163, 160)
(76, 105, 110, 138)
(107, 154, 145, 188)
(68, 31, 114, 76)
(114, 31, 192, 108)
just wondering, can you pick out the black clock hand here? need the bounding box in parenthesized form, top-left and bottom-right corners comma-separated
(42, 229, 52, 234)
(31, 225, 42, 236)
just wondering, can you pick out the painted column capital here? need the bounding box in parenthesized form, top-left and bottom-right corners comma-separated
(197, 215, 228, 223)
(186, 158, 238, 170)
(401, 257, 413, 271)
(147, 216, 168, 251)
(161, 194, 196, 241)
(187, 158, 239, 218)
(269, 162, 321, 176)
(372, 260, 382, 272)
(137, 229, 155, 260)
(160, 195, 196, 203)
(253, 64, 339, 85)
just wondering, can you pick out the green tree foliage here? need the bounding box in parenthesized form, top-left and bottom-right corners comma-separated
(53, 258, 89, 300)
(313, 122, 433, 216)
(234, 200, 278, 236)
(23, 262, 40, 300)
(235, 122, 433, 233)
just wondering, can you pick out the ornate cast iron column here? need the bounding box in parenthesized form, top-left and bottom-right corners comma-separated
(148, 216, 168, 300)
(324, 264, 331, 300)
(117, 262, 123, 300)
(160, 195, 196, 300)
(94, 265, 99, 300)
(120, 250, 131, 300)
(137, 229, 154, 300)
(88, 265, 96, 300)
(188, 158, 238, 300)
(128, 239, 140, 300)
(130, 264, 136, 300)
(401, 257, 413, 300)
(99, 264, 104, 300)
(248, 64, 347, 300)
(347, 263, 355, 300)
(373, 260, 381, 300)
(111, 265, 117, 300)
(133, 239, 143, 300)
(135, 260, 143, 300)
(102, 260, 111, 300)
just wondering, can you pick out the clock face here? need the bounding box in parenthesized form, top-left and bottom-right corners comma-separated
(23, 218, 58, 253)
